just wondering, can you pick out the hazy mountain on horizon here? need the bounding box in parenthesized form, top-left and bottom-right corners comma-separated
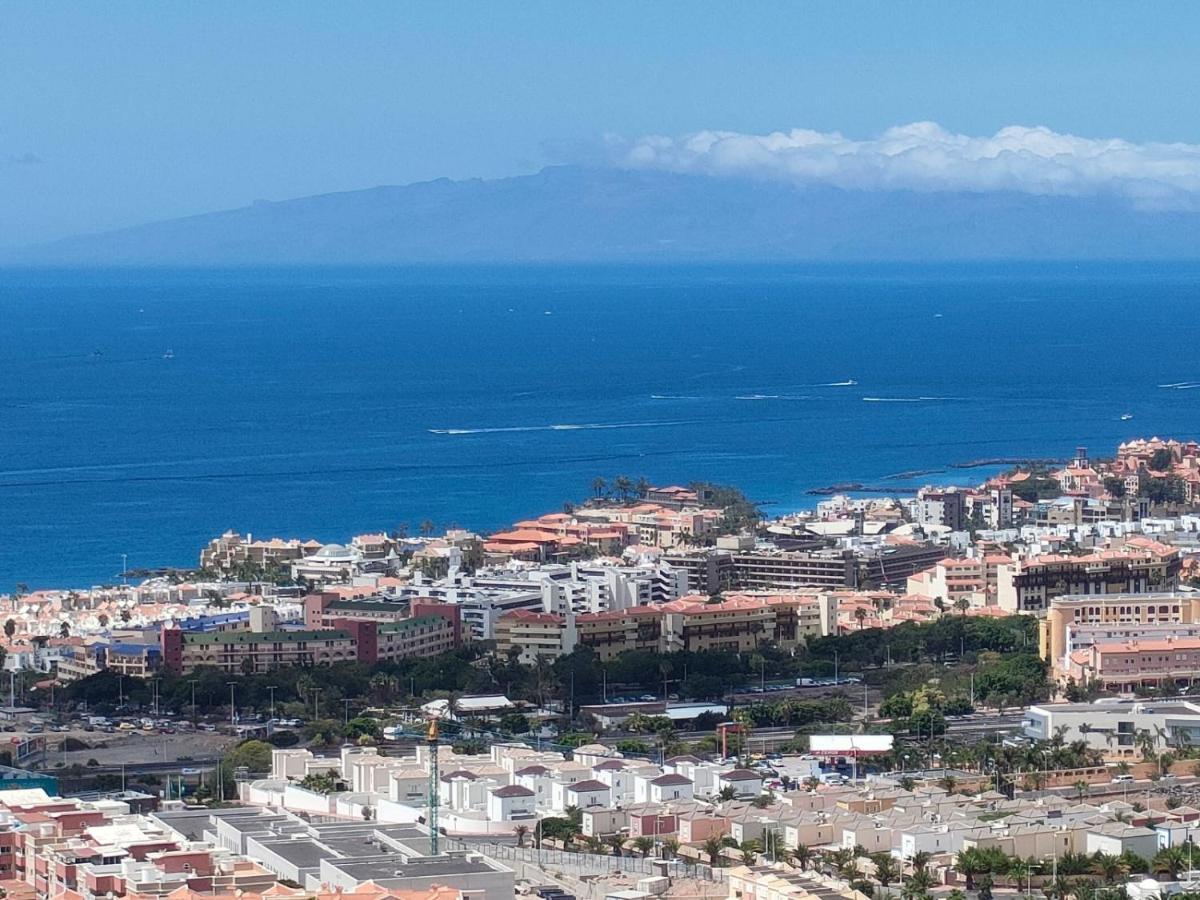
(16, 165, 1200, 265)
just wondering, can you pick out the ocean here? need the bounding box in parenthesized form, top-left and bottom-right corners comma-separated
(2, 262, 1199, 588)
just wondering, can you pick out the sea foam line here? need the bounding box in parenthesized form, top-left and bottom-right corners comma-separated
(428, 420, 689, 435)
(862, 396, 964, 403)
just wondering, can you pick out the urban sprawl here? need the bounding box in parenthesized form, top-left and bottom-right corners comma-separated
(10, 438, 1200, 900)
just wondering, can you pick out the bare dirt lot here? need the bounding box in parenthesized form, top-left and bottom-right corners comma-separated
(49, 730, 238, 767)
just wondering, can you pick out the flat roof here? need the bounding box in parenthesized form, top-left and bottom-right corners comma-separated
(253, 838, 331, 869)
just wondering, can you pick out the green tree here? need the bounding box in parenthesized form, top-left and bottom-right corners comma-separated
(1153, 846, 1188, 881)
(1091, 854, 1127, 884)
(703, 835, 725, 866)
(872, 852, 900, 889)
(225, 739, 273, 773)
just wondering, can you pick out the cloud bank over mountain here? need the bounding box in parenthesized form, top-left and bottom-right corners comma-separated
(607, 122, 1200, 208)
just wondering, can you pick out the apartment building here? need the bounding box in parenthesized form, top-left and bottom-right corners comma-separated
(575, 606, 665, 661)
(55, 642, 161, 684)
(731, 549, 858, 591)
(493, 610, 575, 665)
(199, 531, 322, 573)
(495, 590, 836, 662)
(374, 615, 458, 661)
(907, 555, 1006, 607)
(914, 488, 966, 532)
(659, 596, 778, 654)
(162, 628, 359, 675)
(999, 539, 1182, 612)
(1039, 591, 1200, 671)
(1068, 637, 1200, 693)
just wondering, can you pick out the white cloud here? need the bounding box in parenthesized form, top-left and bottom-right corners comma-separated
(607, 122, 1200, 207)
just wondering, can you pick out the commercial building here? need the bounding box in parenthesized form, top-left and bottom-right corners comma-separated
(1023, 700, 1200, 757)
(999, 539, 1181, 613)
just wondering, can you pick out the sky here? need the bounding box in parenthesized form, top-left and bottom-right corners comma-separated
(3, 1, 1200, 246)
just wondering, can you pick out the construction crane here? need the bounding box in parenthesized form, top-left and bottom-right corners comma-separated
(426, 715, 440, 855)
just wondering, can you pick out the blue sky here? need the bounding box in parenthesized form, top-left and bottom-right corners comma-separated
(3, 1, 1199, 244)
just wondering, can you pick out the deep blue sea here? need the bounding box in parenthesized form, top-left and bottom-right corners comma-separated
(3, 263, 1200, 588)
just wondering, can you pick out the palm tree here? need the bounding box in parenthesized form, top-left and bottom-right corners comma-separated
(1154, 846, 1188, 880)
(2, 619, 13, 639)
(59, 621, 70, 638)
(902, 869, 934, 900)
(419, 519, 436, 537)
(791, 844, 813, 871)
(703, 835, 724, 866)
(1073, 779, 1089, 801)
(633, 836, 655, 857)
(1057, 852, 1093, 876)
(514, 824, 529, 848)
(872, 852, 900, 890)
(1043, 874, 1072, 900)
(607, 835, 624, 857)
(1091, 853, 1128, 884)
(939, 774, 958, 794)
(1006, 857, 1032, 892)
(956, 847, 988, 891)
(831, 847, 858, 880)
(855, 607, 868, 630)
(613, 475, 633, 501)
(954, 597, 971, 615)
(1115, 760, 1131, 775)
(910, 851, 932, 875)
(592, 477, 608, 499)
(662, 837, 680, 859)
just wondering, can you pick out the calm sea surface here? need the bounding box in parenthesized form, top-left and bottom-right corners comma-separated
(2, 263, 1199, 587)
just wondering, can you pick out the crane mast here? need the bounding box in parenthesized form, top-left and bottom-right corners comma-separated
(427, 716, 439, 854)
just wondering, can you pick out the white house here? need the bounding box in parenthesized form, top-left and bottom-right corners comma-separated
(715, 769, 763, 798)
(487, 784, 536, 821)
(648, 773, 694, 804)
(387, 767, 429, 805)
(560, 779, 611, 811)
(666, 756, 718, 796)
(514, 764, 554, 806)
(1086, 823, 1159, 860)
(594, 761, 636, 803)
(631, 767, 667, 804)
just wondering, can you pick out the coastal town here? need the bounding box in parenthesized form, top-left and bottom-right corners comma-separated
(8, 437, 1200, 900)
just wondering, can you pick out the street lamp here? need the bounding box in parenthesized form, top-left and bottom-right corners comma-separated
(227, 682, 237, 730)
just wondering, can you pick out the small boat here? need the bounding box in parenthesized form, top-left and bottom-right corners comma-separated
(1121, 413, 1134, 421)
(162, 349, 174, 359)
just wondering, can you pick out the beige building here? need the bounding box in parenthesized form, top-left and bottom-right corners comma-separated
(1039, 591, 1200, 676)
(493, 609, 575, 665)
